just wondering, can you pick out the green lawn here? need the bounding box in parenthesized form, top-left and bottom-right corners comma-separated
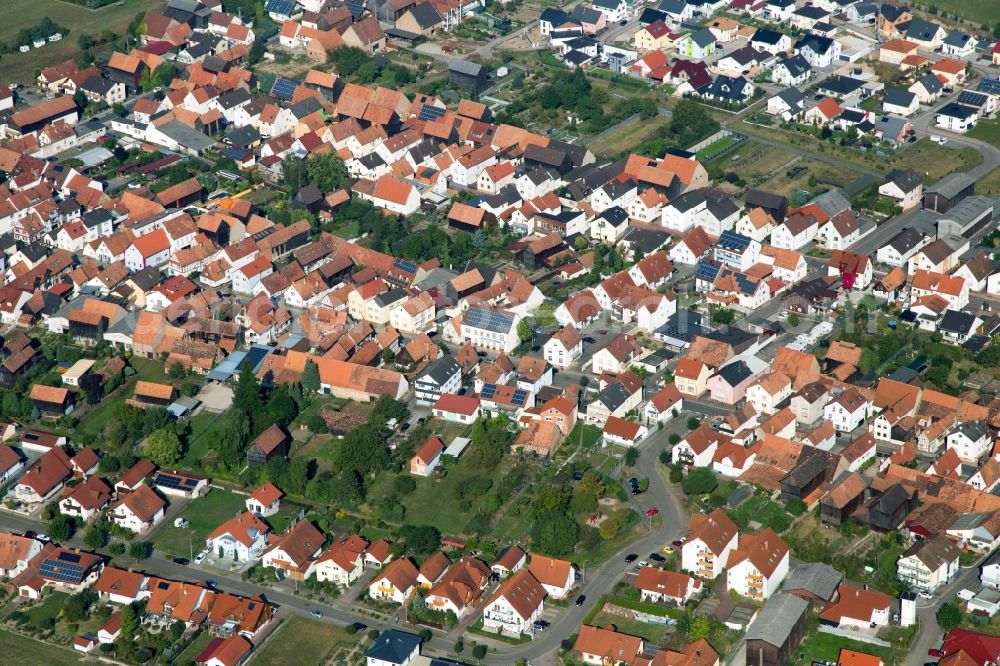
(249, 616, 357, 665)
(566, 423, 603, 449)
(23, 591, 69, 627)
(173, 631, 214, 665)
(76, 376, 136, 440)
(726, 494, 792, 533)
(153, 488, 248, 558)
(887, 139, 983, 184)
(970, 119, 1000, 148)
(129, 357, 170, 384)
(0, 0, 165, 84)
(797, 631, 903, 664)
(0, 628, 85, 665)
(180, 412, 222, 467)
(920, 0, 996, 25)
(697, 136, 739, 162)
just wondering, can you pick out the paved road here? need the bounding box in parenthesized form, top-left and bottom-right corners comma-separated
(495, 421, 690, 663)
(904, 563, 984, 666)
(0, 418, 690, 664)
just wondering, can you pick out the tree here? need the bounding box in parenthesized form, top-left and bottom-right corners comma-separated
(712, 308, 735, 325)
(168, 362, 186, 379)
(686, 417, 700, 430)
(300, 359, 320, 394)
(472, 644, 487, 660)
(215, 409, 250, 470)
(787, 313, 800, 327)
(234, 362, 263, 421)
(120, 604, 139, 638)
(371, 395, 409, 426)
(48, 513, 73, 542)
(128, 541, 151, 563)
(531, 512, 579, 557)
(624, 448, 639, 466)
(265, 390, 297, 429)
(339, 425, 387, 475)
(517, 319, 533, 343)
(689, 615, 711, 640)
(146, 429, 182, 465)
(400, 524, 440, 554)
(79, 373, 104, 405)
(306, 152, 349, 193)
(84, 524, 108, 550)
(394, 475, 417, 495)
(938, 602, 963, 632)
(73, 90, 88, 111)
(682, 468, 719, 495)
(110, 542, 125, 557)
(170, 619, 185, 640)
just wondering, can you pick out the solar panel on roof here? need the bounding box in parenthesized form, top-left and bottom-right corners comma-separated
(393, 257, 418, 274)
(271, 78, 297, 101)
(58, 551, 81, 563)
(512, 389, 527, 405)
(958, 90, 988, 106)
(417, 105, 446, 121)
(465, 307, 513, 333)
(184, 478, 198, 487)
(482, 384, 497, 399)
(265, 0, 295, 14)
(155, 473, 181, 489)
(978, 79, 1000, 94)
(157, 581, 170, 590)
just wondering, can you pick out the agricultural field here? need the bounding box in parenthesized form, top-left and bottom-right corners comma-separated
(720, 141, 800, 186)
(976, 165, 1000, 195)
(0, 629, 83, 666)
(589, 116, 672, 158)
(756, 158, 859, 198)
(0, 0, 164, 84)
(886, 139, 983, 184)
(914, 0, 997, 25)
(250, 616, 361, 665)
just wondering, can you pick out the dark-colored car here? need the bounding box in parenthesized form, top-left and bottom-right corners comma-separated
(624, 553, 638, 563)
(417, 417, 427, 425)
(173, 557, 190, 566)
(572, 471, 584, 481)
(628, 477, 638, 486)
(206, 580, 218, 589)
(583, 336, 596, 344)
(353, 622, 367, 631)
(575, 595, 586, 606)
(631, 487, 642, 495)
(400, 422, 411, 433)
(672, 539, 685, 547)
(477, 351, 488, 358)
(533, 620, 550, 630)
(649, 553, 666, 562)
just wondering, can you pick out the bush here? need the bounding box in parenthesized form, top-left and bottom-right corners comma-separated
(681, 468, 718, 495)
(668, 434, 681, 446)
(686, 417, 700, 430)
(345, 623, 358, 635)
(472, 644, 488, 659)
(786, 499, 807, 516)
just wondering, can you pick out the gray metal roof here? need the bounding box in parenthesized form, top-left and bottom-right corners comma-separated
(927, 172, 975, 199)
(745, 593, 808, 646)
(782, 562, 843, 601)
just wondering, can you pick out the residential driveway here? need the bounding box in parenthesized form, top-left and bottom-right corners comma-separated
(196, 383, 234, 413)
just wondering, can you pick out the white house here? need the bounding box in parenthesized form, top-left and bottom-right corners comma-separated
(681, 509, 739, 580)
(823, 387, 871, 433)
(205, 512, 270, 562)
(946, 421, 991, 463)
(527, 554, 576, 600)
(725, 529, 789, 600)
(635, 567, 702, 604)
(544, 326, 583, 369)
(481, 569, 546, 636)
(368, 559, 420, 605)
(771, 213, 818, 251)
(108, 485, 166, 534)
(896, 535, 959, 593)
(245, 483, 283, 517)
(936, 103, 978, 133)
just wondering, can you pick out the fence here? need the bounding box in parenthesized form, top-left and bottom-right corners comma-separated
(686, 129, 734, 154)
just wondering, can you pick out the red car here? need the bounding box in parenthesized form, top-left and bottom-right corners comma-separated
(646, 508, 659, 517)
(928, 649, 944, 658)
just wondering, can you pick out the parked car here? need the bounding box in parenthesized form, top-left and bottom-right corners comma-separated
(193, 551, 207, 564)
(649, 553, 666, 562)
(928, 649, 944, 657)
(918, 591, 933, 600)
(173, 557, 190, 566)
(352, 622, 367, 631)
(575, 595, 586, 606)
(310, 609, 323, 619)
(624, 553, 638, 563)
